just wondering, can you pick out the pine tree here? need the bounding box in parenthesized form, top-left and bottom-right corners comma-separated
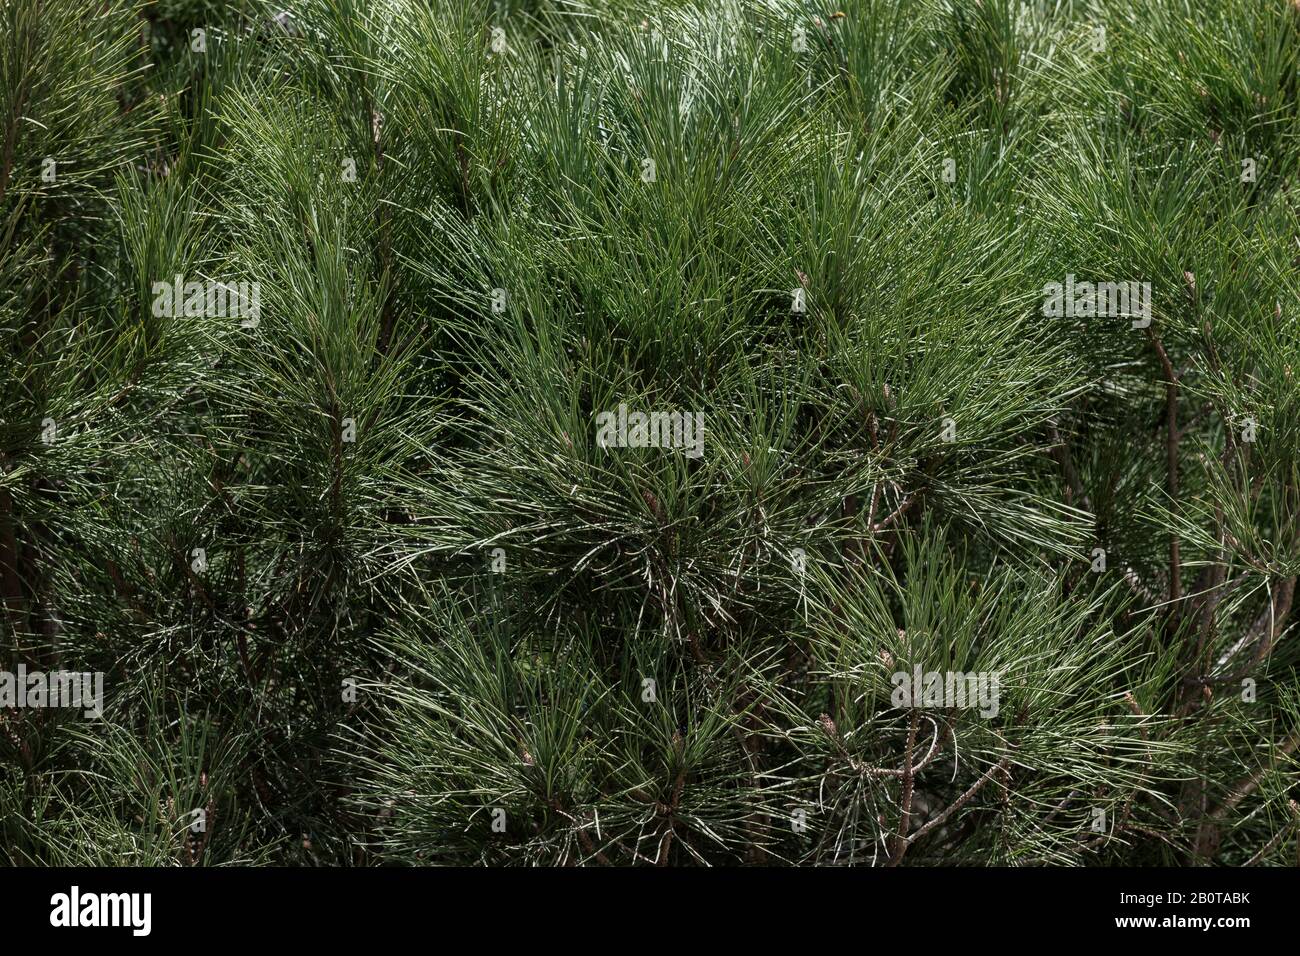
(1, 0, 1298, 866)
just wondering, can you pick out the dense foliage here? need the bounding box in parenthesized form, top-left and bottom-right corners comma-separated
(2, 0, 1299, 866)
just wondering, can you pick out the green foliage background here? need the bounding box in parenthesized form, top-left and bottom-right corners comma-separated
(2, 0, 1299, 865)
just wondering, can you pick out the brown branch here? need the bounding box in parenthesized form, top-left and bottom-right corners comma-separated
(1211, 730, 1300, 821)
(1049, 421, 1093, 513)
(887, 710, 920, 865)
(1243, 822, 1293, 867)
(1247, 577, 1296, 664)
(908, 754, 1013, 846)
(873, 490, 918, 534)
(1206, 576, 1300, 693)
(1184, 329, 1240, 703)
(820, 712, 948, 780)
(1146, 326, 1181, 606)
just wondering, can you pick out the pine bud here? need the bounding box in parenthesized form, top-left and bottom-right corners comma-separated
(642, 489, 666, 523)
